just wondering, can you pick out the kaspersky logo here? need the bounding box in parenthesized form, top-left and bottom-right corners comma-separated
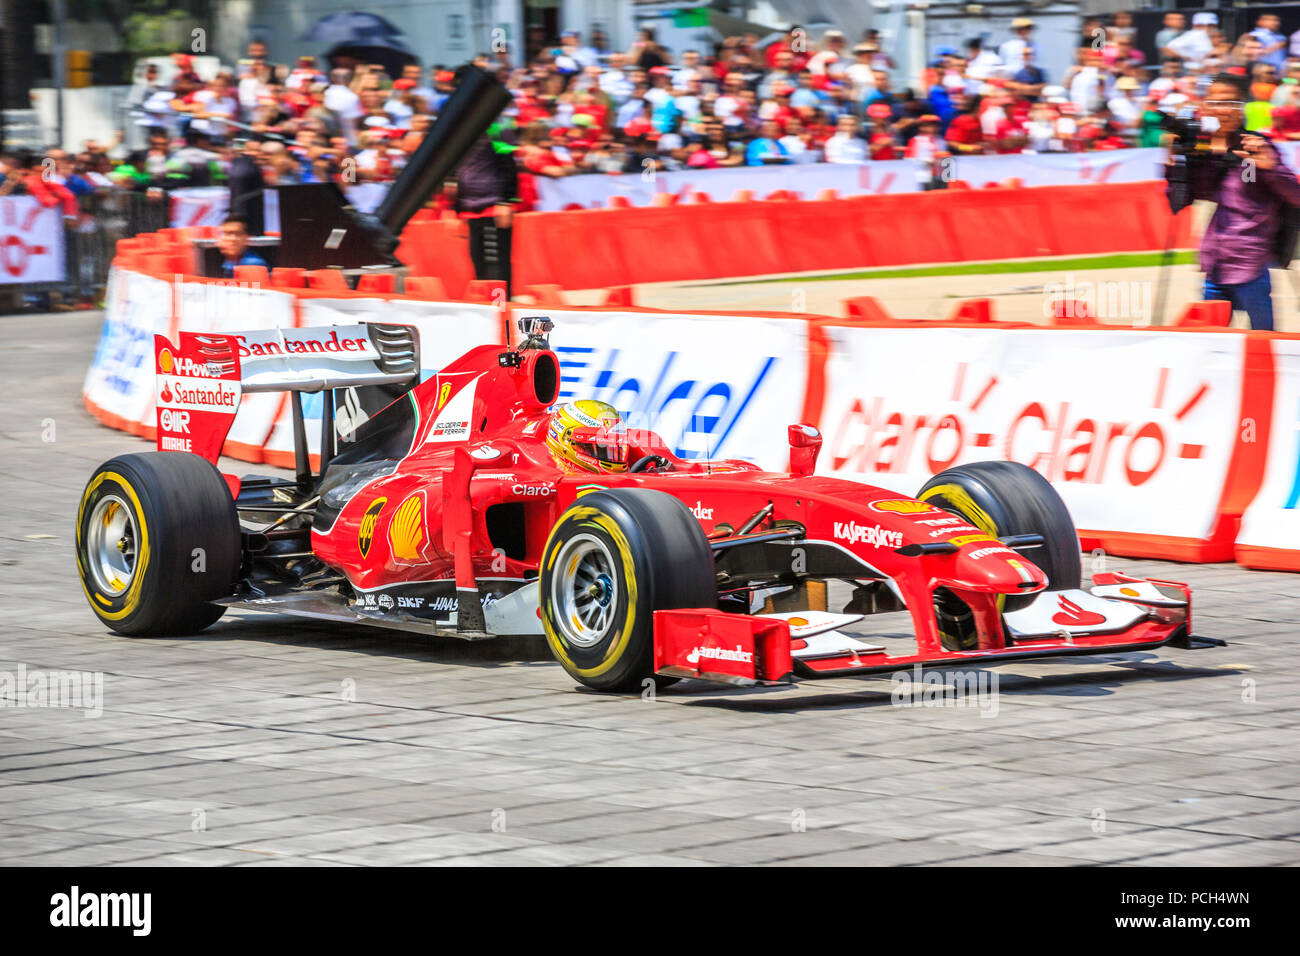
(833, 521, 903, 549)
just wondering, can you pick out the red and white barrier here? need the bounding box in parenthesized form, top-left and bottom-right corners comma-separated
(83, 267, 173, 435)
(84, 254, 1300, 571)
(0, 197, 66, 284)
(812, 325, 1265, 562)
(1235, 337, 1300, 571)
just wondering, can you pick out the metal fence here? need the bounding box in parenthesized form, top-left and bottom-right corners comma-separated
(0, 189, 168, 312)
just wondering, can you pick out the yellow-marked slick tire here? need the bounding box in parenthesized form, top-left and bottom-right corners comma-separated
(918, 461, 1081, 650)
(76, 452, 241, 636)
(540, 489, 715, 693)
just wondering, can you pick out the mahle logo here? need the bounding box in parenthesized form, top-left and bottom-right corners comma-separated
(358, 497, 386, 557)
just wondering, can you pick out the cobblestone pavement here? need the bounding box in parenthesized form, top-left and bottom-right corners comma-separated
(2, 312, 1297, 866)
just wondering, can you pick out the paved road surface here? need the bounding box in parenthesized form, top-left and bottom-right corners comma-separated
(1, 311, 1297, 865)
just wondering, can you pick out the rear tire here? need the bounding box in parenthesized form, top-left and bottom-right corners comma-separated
(540, 489, 715, 692)
(76, 452, 241, 636)
(918, 461, 1081, 649)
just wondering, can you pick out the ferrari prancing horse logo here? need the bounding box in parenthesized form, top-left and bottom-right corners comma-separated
(358, 498, 386, 557)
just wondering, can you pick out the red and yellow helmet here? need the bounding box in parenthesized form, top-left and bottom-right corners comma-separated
(546, 400, 629, 473)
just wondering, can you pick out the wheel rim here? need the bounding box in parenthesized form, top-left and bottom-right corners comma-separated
(551, 534, 619, 648)
(87, 495, 138, 597)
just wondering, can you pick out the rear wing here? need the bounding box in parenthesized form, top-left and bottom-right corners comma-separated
(154, 323, 420, 481)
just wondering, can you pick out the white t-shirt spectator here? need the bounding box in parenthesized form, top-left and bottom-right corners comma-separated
(967, 50, 1004, 81)
(1108, 94, 1141, 126)
(599, 69, 633, 103)
(779, 134, 812, 162)
(191, 90, 239, 137)
(1069, 66, 1106, 112)
(824, 132, 868, 163)
(1167, 30, 1214, 70)
(998, 39, 1030, 71)
(384, 97, 414, 126)
(845, 62, 877, 98)
(324, 84, 362, 122)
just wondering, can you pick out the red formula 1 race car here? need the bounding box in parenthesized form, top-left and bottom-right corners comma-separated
(76, 317, 1205, 692)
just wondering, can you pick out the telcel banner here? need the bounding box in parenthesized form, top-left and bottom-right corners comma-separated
(542, 308, 809, 469)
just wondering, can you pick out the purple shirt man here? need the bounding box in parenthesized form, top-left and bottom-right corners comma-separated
(1169, 76, 1300, 329)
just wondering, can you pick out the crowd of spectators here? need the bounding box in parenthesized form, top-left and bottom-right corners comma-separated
(6, 13, 1300, 212)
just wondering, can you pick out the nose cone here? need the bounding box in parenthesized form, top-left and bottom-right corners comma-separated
(952, 545, 1048, 596)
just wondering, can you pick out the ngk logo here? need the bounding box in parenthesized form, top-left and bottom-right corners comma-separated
(833, 521, 903, 549)
(830, 363, 1211, 488)
(159, 409, 190, 434)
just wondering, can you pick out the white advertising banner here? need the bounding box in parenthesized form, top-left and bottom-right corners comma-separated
(1236, 338, 1300, 568)
(0, 197, 66, 284)
(176, 279, 297, 457)
(542, 308, 808, 470)
(532, 148, 1167, 210)
(952, 148, 1165, 189)
(533, 160, 920, 210)
(83, 268, 173, 430)
(817, 326, 1245, 541)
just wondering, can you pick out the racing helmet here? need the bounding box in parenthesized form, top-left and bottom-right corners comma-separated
(546, 400, 629, 473)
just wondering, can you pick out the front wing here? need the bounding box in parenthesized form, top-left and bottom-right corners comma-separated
(652, 572, 1196, 686)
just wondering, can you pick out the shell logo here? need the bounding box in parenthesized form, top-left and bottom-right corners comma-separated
(869, 499, 937, 515)
(388, 493, 428, 565)
(1119, 586, 1140, 597)
(787, 617, 809, 627)
(158, 348, 174, 373)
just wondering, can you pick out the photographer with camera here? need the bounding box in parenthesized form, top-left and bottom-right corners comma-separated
(1165, 73, 1300, 330)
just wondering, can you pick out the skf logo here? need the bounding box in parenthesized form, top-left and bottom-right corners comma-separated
(689, 501, 713, 519)
(833, 521, 903, 549)
(389, 492, 428, 565)
(869, 499, 937, 516)
(358, 497, 386, 558)
(1051, 594, 1107, 627)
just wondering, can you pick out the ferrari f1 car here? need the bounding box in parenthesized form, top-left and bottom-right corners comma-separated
(76, 317, 1203, 692)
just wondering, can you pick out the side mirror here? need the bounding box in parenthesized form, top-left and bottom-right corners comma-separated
(788, 423, 822, 476)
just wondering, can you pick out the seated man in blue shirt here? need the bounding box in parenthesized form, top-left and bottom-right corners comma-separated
(217, 214, 268, 278)
(745, 120, 790, 165)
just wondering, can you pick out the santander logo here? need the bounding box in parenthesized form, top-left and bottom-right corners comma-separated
(685, 645, 753, 664)
(1051, 595, 1108, 627)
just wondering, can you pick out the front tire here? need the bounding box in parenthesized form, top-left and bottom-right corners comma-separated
(540, 490, 715, 692)
(918, 461, 1081, 649)
(76, 452, 241, 636)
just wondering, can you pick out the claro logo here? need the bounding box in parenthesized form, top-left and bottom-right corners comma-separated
(830, 365, 1210, 487)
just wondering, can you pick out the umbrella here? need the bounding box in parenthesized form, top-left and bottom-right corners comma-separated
(326, 42, 417, 80)
(299, 12, 407, 46)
